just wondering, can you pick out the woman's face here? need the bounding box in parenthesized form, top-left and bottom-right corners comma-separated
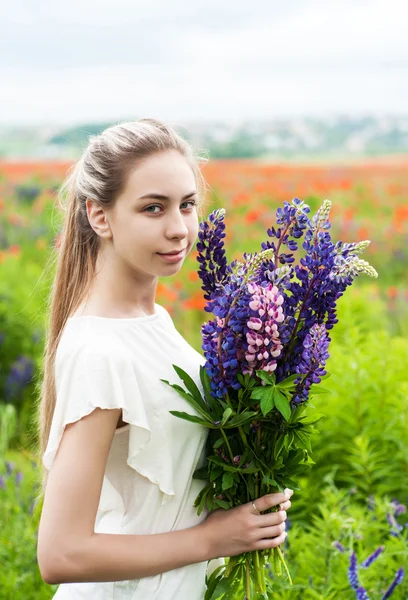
(103, 150, 200, 278)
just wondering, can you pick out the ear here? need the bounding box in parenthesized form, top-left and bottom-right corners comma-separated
(86, 199, 112, 239)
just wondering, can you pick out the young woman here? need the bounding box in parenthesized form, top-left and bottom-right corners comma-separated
(36, 118, 293, 599)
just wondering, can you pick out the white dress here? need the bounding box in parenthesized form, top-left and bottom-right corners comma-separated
(42, 302, 224, 600)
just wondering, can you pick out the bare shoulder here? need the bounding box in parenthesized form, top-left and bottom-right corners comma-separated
(37, 406, 121, 583)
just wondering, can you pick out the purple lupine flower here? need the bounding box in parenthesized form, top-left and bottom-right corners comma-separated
(5, 355, 35, 402)
(361, 546, 384, 568)
(382, 568, 405, 599)
(333, 541, 345, 553)
(387, 513, 403, 537)
(293, 322, 330, 405)
(0, 475, 5, 489)
(196, 208, 229, 304)
(367, 495, 375, 511)
(390, 499, 406, 517)
(15, 471, 23, 486)
(348, 552, 360, 592)
(356, 586, 370, 600)
(5, 461, 15, 475)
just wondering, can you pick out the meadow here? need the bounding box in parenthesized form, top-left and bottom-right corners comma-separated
(0, 158, 407, 599)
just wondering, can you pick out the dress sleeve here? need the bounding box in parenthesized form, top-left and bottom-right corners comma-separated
(42, 341, 175, 503)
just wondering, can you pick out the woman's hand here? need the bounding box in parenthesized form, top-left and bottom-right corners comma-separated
(201, 488, 294, 559)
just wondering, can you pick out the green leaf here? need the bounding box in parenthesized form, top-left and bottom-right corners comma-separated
(274, 435, 286, 460)
(211, 577, 231, 600)
(221, 407, 234, 426)
(160, 378, 213, 420)
(261, 389, 275, 416)
(255, 370, 276, 385)
(251, 385, 272, 401)
(251, 385, 275, 415)
(192, 466, 209, 480)
(222, 576, 241, 599)
(309, 386, 332, 395)
(213, 436, 225, 449)
(224, 411, 258, 428)
(277, 477, 300, 490)
(262, 474, 278, 487)
(168, 410, 216, 428)
(199, 365, 219, 414)
(273, 389, 291, 421)
(276, 374, 301, 389)
(194, 485, 210, 515)
(208, 455, 260, 474)
(222, 471, 234, 490)
(293, 429, 312, 453)
(172, 364, 204, 404)
(214, 498, 231, 510)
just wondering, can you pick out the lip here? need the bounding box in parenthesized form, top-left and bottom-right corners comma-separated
(159, 249, 185, 255)
(157, 249, 186, 263)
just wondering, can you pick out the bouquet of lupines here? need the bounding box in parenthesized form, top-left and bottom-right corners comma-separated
(161, 198, 378, 599)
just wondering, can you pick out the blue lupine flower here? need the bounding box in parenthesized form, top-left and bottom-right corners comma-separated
(361, 546, 384, 568)
(348, 552, 360, 591)
(293, 322, 330, 405)
(356, 586, 370, 600)
(387, 513, 403, 537)
(382, 568, 405, 599)
(332, 541, 345, 553)
(0, 475, 5, 489)
(390, 499, 406, 517)
(15, 471, 23, 486)
(5, 460, 15, 475)
(5, 355, 35, 402)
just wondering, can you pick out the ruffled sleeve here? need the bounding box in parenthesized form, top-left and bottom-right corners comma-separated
(42, 338, 175, 505)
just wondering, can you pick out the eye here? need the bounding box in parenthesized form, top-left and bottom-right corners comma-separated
(143, 200, 197, 214)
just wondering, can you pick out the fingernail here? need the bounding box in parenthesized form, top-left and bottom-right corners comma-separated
(284, 488, 294, 497)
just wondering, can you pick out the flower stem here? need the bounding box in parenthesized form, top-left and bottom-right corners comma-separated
(245, 557, 252, 599)
(276, 546, 292, 585)
(220, 428, 235, 464)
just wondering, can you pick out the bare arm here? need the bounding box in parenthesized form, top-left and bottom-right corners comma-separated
(55, 524, 212, 584)
(37, 407, 212, 585)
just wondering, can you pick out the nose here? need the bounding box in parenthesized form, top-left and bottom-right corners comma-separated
(165, 208, 189, 240)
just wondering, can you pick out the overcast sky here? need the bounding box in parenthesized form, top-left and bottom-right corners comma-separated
(2, 0, 408, 126)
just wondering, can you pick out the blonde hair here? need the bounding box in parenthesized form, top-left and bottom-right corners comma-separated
(33, 118, 210, 499)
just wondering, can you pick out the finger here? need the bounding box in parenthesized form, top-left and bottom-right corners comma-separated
(258, 521, 286, 539)
(278, 499, 291, 511)
(260, 510, 287, 527)
(255, 529, 288, 551)
(253, 488, 293, 513)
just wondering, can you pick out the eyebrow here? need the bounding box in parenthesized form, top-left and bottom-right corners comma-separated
(137, 191, 198, 201)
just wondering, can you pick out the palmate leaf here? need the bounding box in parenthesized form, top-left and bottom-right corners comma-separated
(160, 378, 214, 422)
(171, 364, 206, 404)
